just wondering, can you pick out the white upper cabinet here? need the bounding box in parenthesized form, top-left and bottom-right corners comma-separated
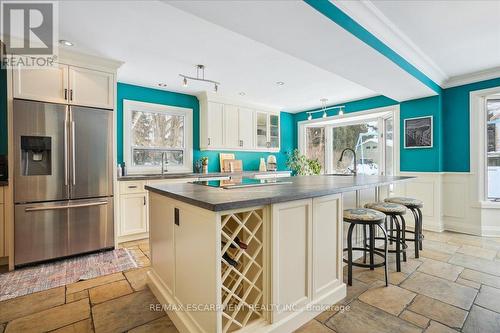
(205, 102, 224, 148)
(13, 63, 114, 109)
(199, 94, 279, 152)
(224, 104, 240, 148)
(238, 107, 254, 149)
(256, 111, 280, 150)
(68, 67, 114, 109)
(13, 63, 69, 104)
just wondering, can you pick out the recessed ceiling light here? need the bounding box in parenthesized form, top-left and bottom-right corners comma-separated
(239, 92, 246, 96)
(59, 39, 74, 47)
(276, 81, 285, 86)
(158, 83, 167, 87)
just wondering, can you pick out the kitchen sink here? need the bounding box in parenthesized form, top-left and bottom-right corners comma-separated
(326, 173, 355, 176)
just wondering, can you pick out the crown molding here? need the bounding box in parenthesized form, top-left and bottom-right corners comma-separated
(332, 0, 448, 86)
(443, 67, 500, 89)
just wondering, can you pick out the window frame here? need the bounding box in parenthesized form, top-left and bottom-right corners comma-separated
(298, 105, 399, 176)
(123, 99, 193, 174)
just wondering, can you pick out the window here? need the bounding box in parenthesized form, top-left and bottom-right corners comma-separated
(123, 100, 193, 174)
(486, 99, 500, 200)
(300, 109, 396, 176)
(305, 127, 325, 171)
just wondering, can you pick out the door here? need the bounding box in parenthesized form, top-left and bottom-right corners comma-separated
(67, 198, 113, 254)
(207, 102, 224, 147)
(13, 100, 69, 203)
(70, 106, 113, 199)
(13, 64, 69, 104)
(119, 193, 147, 236)
(15, 201, 69, 265)
(68, 67, 114, 109)
(224, 104, 239, 148)
(256, 111, 268, 148)
(238, 107, 254, 149)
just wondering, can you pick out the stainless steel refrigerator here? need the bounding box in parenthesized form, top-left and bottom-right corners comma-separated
(13, 99, 114, 266)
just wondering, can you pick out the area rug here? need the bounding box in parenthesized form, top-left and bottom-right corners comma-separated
(0, 248, 139, 301)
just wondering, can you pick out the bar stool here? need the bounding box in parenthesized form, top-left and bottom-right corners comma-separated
(343, 208, 389, 287)
(384, 197, 424, 258)
(364, 202, 408, 272)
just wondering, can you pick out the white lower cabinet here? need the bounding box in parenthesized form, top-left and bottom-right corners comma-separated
(271, 194, 343, 323)
(117, 178, 197, 243)
(119, 193, 147, 236)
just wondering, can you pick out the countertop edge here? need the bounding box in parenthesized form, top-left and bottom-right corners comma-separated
(145, 176, 415, 212)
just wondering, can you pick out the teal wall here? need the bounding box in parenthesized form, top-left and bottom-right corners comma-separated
(292, 94, 444, 172)
(400, 95, 443, 172)
(117, 82, 294, 172)
(0, 67, 7, 155)
(443, 77, 500, 172)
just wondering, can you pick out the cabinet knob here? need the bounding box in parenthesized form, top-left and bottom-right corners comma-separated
(239, 140, 243, 147)
(208, 137, 211, 146)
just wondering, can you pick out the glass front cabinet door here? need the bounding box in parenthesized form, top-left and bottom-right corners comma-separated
(256, 111, 280, 150)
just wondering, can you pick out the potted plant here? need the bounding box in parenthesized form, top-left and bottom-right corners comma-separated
(286, 149, 322, 176)
(201, 157, 209, 174)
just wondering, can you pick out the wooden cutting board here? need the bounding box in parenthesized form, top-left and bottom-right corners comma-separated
(219, 153, 235, 172)
(223, 159, 243, 173)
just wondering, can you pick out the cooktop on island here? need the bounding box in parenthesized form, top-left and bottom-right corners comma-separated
(191, 177, 292, 189)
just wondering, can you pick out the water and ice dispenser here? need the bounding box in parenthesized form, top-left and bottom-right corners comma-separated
(21, 136, 52, 176)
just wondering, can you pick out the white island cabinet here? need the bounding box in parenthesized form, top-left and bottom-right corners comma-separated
(145, 183, 353, 332)
(145, 175, 413, 333)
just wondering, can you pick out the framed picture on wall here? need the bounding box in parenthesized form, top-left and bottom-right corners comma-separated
(404, 116, 433, 148)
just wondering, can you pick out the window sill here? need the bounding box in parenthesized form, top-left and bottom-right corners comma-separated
(476, 201, 500, 209)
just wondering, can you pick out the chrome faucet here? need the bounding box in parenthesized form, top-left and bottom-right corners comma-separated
(339, 148, 357, 175)
(161, 152, 169, 174)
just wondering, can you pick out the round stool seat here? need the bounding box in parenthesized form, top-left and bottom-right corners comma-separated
(365, 202, 406, 215)
(384, 197, 423, 208)
(343, 208, 386, 223)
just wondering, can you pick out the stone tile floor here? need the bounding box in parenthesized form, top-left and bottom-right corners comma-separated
(1, 231, 500, 332)
(0, 239, 177, 333)
(299, 230, 500, 333)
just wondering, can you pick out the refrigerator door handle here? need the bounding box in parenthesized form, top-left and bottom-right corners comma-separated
(64, 107, 69, 185)
(25, 200, 108, 212)
(71, 120, 76, 185)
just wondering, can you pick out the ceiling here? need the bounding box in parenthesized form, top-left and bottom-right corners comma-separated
(59, 1, 378, 112)
(56, 1, 500, 112)
(336, 0, 500, 85)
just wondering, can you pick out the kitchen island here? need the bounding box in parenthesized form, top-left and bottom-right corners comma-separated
(145, 175, 413, 333)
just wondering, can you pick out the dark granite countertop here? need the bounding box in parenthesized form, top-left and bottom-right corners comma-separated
(118, 170, 291, 181)
(0, 180, 8, 186)
(145, 175, 415, 211)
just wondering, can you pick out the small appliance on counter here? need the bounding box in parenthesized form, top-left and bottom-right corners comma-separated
(0, 155, 7, 182)
(267, 155, 277, 171)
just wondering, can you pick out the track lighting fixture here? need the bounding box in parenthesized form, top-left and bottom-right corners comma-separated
(179, 65, 220, 91)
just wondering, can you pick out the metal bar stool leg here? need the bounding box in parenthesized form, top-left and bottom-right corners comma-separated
(389, 217, 394, 245)
(393, 216, 402, 272)
(369, 224, 375, 271)
(363, 225, 367, 264)
(347, 223, 355, 286)
(417, 208, 423, 251)
(400, 215, 407, 262)
(378, 223, 389, 286)
(411, 209, 420, 258)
